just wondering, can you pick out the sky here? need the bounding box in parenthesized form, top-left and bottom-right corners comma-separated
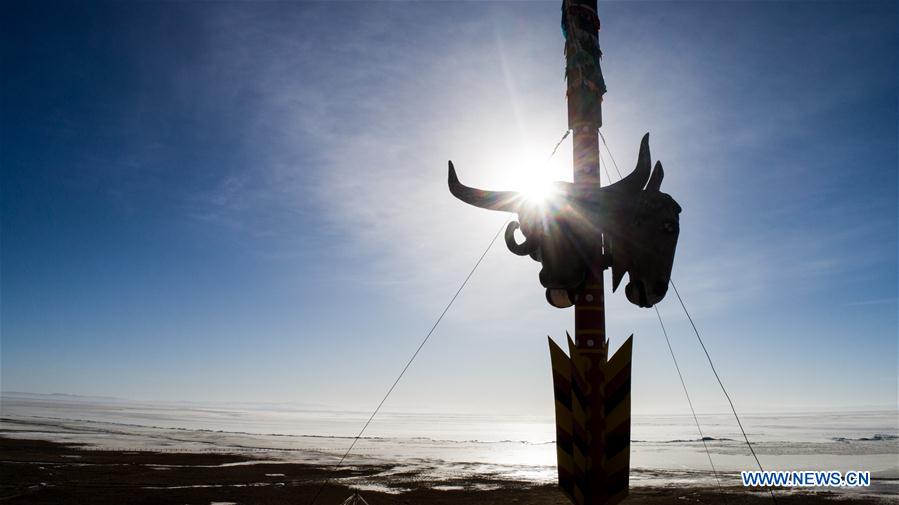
(1, 1, 896, 418)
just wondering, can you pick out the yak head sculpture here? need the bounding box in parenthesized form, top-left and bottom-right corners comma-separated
(448, 133, 680, 309)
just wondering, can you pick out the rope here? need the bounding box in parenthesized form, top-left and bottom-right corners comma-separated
(550, 129, 572, 159)
(670, 281, 777, 502)
(598, 129, 624, 179)
(307, 130, 571, 505)
(599, 148, 613, 185)
(600, 129, 776, 501)
(307, 217, 509, 505)
(654, 306, 724, 493)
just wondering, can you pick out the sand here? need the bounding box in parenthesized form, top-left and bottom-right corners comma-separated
(0, 436, 891, 504)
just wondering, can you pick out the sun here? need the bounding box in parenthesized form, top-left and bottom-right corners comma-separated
(522, 178, 554, 202)
(481, 141, 566, 204)
(520, 172, 558, 203)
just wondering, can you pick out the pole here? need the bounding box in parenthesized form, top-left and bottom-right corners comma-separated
(572, 131, 608, 505)
(571, 131, 605, 354)
(563, 1, 609, 503)
(564, 0, 606, 353)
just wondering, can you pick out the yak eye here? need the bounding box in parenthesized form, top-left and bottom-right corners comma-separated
(661, 220, 678, 234)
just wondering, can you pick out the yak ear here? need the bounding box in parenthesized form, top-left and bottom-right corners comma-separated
(448, 161, 521, 212)
(645, 160, 664, 191)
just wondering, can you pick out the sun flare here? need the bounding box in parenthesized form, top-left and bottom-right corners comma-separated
(520, 173, 558, 203)
(480, 141, 568, 205)
(522, 178, 554, 202)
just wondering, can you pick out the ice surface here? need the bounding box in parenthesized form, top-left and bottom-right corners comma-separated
(1, 394, 895, 495)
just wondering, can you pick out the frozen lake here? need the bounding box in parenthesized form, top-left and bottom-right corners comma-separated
(1, 393, 896, 496)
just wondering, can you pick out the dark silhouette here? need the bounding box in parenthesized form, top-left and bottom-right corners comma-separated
(448, 133, 680, 308)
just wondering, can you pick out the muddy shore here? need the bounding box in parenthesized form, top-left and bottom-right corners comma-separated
(0, 437, 891, 504)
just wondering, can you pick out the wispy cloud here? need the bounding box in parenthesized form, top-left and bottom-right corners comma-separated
(6, 1, 888, 412)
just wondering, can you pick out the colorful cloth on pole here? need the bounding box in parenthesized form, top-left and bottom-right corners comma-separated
(562, 0, 606, 128)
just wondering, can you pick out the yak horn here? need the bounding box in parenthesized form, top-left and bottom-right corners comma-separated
(608, 133, 652, 193)
(448, 161, 521, 212)
(646, 160, 664, 191)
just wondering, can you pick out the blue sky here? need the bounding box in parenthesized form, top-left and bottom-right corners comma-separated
(2, 1, 896, 417)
